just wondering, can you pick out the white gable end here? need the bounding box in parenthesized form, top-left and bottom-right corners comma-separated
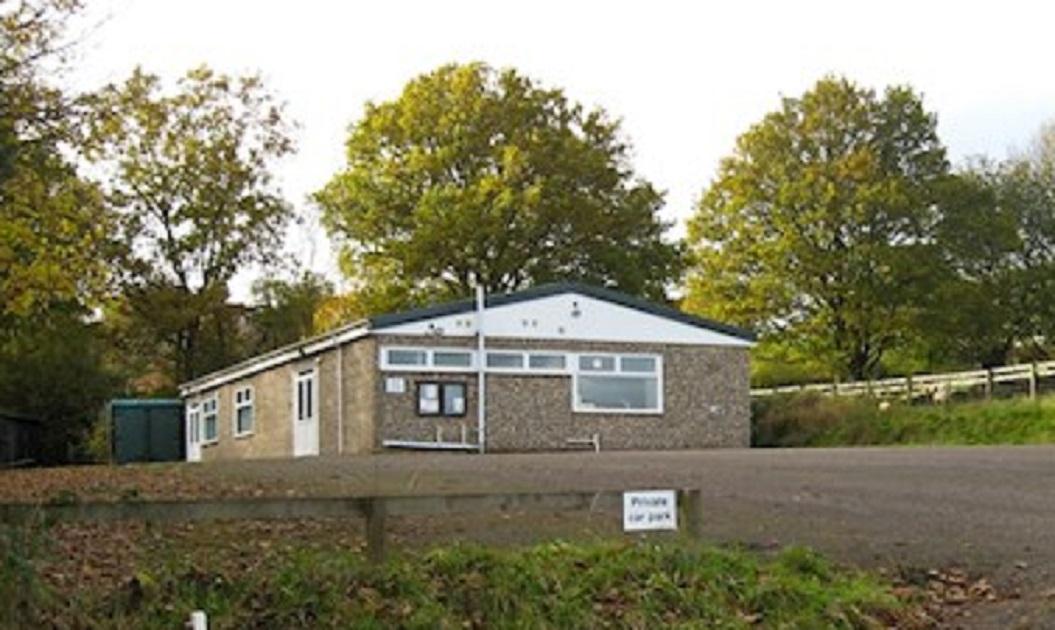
(373, 292, 752, 346)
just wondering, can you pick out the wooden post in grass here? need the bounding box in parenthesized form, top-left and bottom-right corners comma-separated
(985, 368, 994, 400)
(679, 489, 703, 540)
(1029, 363, 1038, 400)
(365, 497, 387, 564)
(905, 374, 914, 401)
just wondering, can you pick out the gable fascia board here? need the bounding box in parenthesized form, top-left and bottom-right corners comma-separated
(179, 323, 369, 397)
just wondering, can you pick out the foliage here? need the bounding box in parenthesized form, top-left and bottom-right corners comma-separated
(0, 310, 115, 462)
(0, 516, 53, 628)
(687, 76, 949, 380)
(924, 149, 1055, 367)
(315, 62, 683, 314)
(250, 271, 334, 351)
(46, 540, 902, 628)
(753, 392, 1055, 447)
(85, 65, 296, 382)
(0, 0, 115, 320)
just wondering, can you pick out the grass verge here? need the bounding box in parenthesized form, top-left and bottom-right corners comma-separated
(4, 521, 910, 629)
(753, 392, 1055, 447)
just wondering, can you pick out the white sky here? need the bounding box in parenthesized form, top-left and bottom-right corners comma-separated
(69, 0, 1055, 301)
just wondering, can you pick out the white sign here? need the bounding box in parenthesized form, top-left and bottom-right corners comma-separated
(623, 490, 678, 532)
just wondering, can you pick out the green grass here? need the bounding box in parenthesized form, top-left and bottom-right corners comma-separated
(753, 392, 1055, 447)
(13, 533, 907, 629)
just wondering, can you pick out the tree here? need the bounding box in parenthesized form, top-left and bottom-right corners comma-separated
(250, 271, 334, 352)
(685, 77, 949, 380)
(0, 310, 114, 463)
(0, 0, 114, 319)
(86, 66, 295, 382)
(315, 62, 682, 315)
(925, 165, 1034, 367)
(0, 1, 117, 464)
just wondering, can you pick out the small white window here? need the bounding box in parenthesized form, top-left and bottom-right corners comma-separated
(387, 348, 428, 366)
(434, 350, 473, 368)
(487, 352, 524, 369)
(234, 386, 253, 436)
(201, 397, 219, 443)
(578, 355, 616, 372)
(620, 356, 657, 373)
(528, 354, 567, 370)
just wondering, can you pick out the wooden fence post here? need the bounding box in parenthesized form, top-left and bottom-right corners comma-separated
(905, 374, 914, 400)
(985, 369, 994, 400)
(365, 497, 387, 564)
(679, 489, 703, 540)
(1029, 363, 1038, 400)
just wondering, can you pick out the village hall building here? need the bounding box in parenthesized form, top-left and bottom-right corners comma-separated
(178, 283, 755, 462)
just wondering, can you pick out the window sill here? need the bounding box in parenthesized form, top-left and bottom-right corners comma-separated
(572, 408, 664, 416)
(201, 439, 219, 447)
(234, 431, 254, 440)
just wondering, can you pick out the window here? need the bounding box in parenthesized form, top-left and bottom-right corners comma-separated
(576, 375, 660, 411)
(442, 383, 466, 415)
(573, 353, 662, 413)
(234, 386, 253, 436)
(417, 383, 440, 415)
(387, 349, 427, 366)
(380, 346, 475, 372)
(528, 353, 566, 370)
(486, 352, 524, 369)
(418, 382, 467, 416)
(296, 370, 315, 421)
(578, 355, 617, 372)
(201, 397, 218, 443)
(620, 356, 657, 373)
(434, 350, 472, 368)
(187, 404, 200, 444)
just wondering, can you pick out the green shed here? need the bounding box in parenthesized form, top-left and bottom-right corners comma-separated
(111, 399, 185, 464)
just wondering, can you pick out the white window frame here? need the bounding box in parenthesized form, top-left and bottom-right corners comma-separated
(233, 385, 254, 438)
(201, 395, 220, 444)
(379, 345, 477, 372)
(376, 345, 663, 413)
(571, 352, 663, 415)
(187, 403, 201, 444)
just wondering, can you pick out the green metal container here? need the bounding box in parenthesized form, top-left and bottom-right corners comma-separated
(111, 399, 185, 464)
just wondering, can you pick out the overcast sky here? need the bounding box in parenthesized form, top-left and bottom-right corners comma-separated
(71, 0, 1055, 300)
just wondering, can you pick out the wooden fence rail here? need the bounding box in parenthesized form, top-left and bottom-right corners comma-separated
(0, 489, 704, 564)
(751, 360, 1055, 400)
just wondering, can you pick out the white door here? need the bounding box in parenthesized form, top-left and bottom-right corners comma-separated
(186, 404, 202, 462)
(293, 368, 320, 457)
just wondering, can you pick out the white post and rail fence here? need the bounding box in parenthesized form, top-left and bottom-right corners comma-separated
(750, 359, 1055, 401)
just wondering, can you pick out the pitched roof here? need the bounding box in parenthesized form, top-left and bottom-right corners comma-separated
(370, 282, 756, 342)
(181, 282, 754, 395)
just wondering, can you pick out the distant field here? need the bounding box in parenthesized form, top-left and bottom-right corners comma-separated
(752, 392, 1055, 447)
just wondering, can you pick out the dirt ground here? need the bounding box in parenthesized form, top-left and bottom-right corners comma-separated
(5, 445, 1055, 627)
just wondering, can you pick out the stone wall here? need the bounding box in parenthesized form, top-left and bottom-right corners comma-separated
(373, 335, 750, 451)
(187, 331, 749, 461)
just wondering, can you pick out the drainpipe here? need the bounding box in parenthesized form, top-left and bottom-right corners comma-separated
(476, 284, 486, 454)
(337, 342, 344, 455)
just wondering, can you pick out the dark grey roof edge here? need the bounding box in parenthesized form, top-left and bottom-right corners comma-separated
(368, 282, 757, 342)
